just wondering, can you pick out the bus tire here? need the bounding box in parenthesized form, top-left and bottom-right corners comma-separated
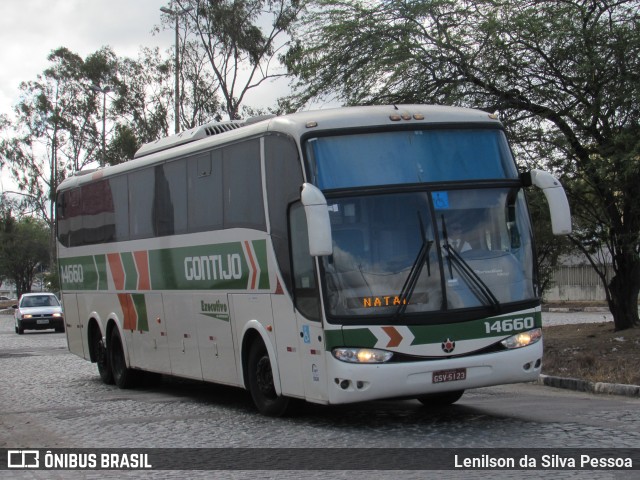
(247, 340, 290, 416)
(92, 326, 114, 385)
(109, 327, 138, 389)
(416, 390, 464, 407)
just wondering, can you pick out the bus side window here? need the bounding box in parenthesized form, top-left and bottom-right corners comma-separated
(223, 140, 265, 230)
(188, 151, 223, 232)
(129, 168, 155, 239)
(289, 202, 321, 321)
(56, 191, 70, 247)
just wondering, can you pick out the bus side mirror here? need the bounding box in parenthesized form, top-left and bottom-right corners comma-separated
(529, 169, 572, 235)
(301, 183, 333, 256)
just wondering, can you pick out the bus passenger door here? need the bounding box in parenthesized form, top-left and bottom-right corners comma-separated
(62, 293, 85, 358)
(194, 293, 237, 386)
(132, 294, 170, 374)
(271, 294, 305, 399)
(296, 314, 328, 403)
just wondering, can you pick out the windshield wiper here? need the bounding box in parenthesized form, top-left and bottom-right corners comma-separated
(440, 215, 500, 312)
(395, 213, 433, 318)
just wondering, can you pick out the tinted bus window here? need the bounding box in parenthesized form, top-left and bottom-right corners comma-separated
(188, 150, 223, 232)
(223, 140, 265, 230)
(129, 168, 155, 239)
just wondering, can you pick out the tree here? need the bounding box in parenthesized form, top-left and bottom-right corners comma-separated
(0, 213, 50, 298)
(166, 0, 303, 120)
(110, 48, 174, 154)
(0, 47, 120, 262)
(287, 0, 640, 330)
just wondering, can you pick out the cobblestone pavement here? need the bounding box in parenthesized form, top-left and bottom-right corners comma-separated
(0, 314, 638, 480)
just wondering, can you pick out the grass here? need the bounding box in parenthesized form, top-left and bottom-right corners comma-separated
(542, 322, 640, 386)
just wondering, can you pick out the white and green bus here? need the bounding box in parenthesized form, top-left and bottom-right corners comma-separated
(56, 105, 571, 415)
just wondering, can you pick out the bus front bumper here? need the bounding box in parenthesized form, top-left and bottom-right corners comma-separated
(325, 340, 543, 405)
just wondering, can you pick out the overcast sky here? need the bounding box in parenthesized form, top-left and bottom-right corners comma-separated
(0, 0, 288, 116)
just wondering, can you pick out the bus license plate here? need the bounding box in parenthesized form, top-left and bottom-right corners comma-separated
(432, 368, 466, 383)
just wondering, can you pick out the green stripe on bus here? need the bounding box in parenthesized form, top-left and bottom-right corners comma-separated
(149, 241, 253, 290)
(95, 255, 107, 290)
(332, 311, 542, 349)
(132, 294, 148, 332)
(59, 256, 103, 291)
(60, 239, 270, 292)
(252, 240, 270, 290)
(324, 329, 345, 350)
(408, 311, 542, 345)
(121, 252, 137, 291)
(341, 328, 378, 349)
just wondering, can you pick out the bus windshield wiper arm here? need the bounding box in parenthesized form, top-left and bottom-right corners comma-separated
(445, 245, 500, 311)
(396, 213, 432, 318)
(440, 215, 500, 312)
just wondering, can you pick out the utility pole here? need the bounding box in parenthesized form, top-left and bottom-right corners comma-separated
(91, 84, 112, 167)
(160, 4, 193, 134)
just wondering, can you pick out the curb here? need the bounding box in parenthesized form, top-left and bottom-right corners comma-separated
(543, 307, 610, 313)
(538, 374, 640, 398)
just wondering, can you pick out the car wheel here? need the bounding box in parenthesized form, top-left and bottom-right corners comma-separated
(15, 320, 24, 335)
(109, 327, 138, 389)
(247, 340, 290, 416)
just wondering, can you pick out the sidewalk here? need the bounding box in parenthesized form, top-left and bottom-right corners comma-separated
(541, 301, 609, 313)
(540, 303, 640, 398)
(538, 375, 640, 398)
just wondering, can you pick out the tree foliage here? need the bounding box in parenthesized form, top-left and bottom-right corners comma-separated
(0, 211, 50, 298)
(287, 0, 640, 329)
(168, 0, 303, 119)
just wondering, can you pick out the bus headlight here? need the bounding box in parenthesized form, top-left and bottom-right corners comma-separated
(500, 328, 542, 349)
(332, 347, 394, 363)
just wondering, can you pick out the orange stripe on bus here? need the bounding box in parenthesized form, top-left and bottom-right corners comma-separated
(107, 253, 125, 290)
(133, 250, 151, 290)
(244, 241, 258, 290)
(117, 293, 137, 331)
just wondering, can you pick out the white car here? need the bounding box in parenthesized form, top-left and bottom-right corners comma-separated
(13, 293, 65, 335)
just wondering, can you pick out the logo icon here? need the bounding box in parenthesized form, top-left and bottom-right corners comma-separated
(8, 450, 40, 469)
(441, 338, 456, 353)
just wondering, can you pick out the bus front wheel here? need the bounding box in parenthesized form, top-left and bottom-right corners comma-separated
(416, 390, 464, 407)
(247, 340, 290, 416)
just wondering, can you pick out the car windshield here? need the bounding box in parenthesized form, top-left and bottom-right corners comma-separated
(321, 188, 535, 319)
(21, 295, 59, 308)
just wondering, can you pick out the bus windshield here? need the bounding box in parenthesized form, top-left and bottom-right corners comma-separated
(306, 129, 519, 189)
(320, 188, 535, 319)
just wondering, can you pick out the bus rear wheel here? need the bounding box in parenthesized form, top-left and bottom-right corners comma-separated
(109, 327, 138, 389)
(91, 326, 114, 385)
(247, 340, 290, 416)
(416, 390, 464, 407)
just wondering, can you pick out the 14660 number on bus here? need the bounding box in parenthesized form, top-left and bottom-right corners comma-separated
(484, 316, 535, 334)
(60, 264, 84, 284)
